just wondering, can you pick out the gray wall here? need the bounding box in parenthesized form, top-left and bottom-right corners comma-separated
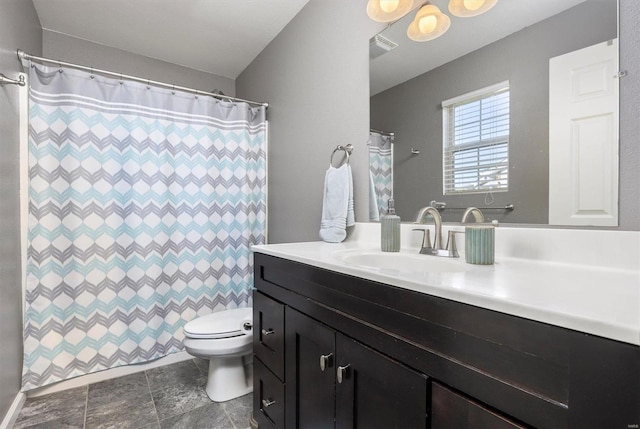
(371, 1, 617, 224)
(236, 0, 381, 243)
(619, 0, 640, 231)
(0, 0, 42, 419)
(43, 31, 236, 96)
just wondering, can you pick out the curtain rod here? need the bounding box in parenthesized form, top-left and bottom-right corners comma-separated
(17, 50, 269, 109)
(370, 128, 394, 137)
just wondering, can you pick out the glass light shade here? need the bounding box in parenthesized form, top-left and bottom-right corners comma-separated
(448, 0, 498, 17)
(407, 4, 451, 42)
(367, 0, 414, 22)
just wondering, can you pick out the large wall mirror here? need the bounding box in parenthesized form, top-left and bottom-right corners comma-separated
(369, 0, 618, 226)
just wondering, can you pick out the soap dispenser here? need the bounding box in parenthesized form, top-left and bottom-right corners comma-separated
(381, 199, 401, 252)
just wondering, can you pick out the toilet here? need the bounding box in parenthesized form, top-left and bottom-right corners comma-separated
(183, 307, 253, 402)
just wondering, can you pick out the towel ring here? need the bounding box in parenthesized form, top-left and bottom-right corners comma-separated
(330, 144, 353, 168)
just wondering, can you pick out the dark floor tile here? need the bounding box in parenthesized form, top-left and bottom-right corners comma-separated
(222, 394, 252, 429)
(84, 398, 158, 429)
(13, 406, 85, 429)
(145, 360, 201, 393)
(159, 403, 233, 429)
(87, 371, 152, 410)
(14, 387, 87, 429)
(151, 375, 210, 421)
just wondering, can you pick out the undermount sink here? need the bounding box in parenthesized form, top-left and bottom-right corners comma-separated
(332, 249, 469, 274)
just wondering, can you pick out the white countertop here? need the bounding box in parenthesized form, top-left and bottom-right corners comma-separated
(252, 227, 640, 346)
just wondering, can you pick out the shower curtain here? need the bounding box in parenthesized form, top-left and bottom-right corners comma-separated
(22, 63, 267, 390)
(369, 131, 393, 219)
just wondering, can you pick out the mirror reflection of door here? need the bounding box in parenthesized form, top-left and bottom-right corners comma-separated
(549, 39, 619, 226)
(369, 130, 394, 221)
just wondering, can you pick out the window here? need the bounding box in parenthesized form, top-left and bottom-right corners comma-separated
(442, 81, 509, 195)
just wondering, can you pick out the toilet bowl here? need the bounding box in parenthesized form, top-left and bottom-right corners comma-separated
(183, 307, 253, 402)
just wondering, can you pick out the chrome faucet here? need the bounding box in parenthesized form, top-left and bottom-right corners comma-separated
(415, 206, 443, 250)
(413, 206, 459, 257)
(461, 207, 485, 223)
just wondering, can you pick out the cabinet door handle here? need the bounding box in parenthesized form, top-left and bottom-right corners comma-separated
(319, 353, 333, 371)
(337, 364, 351, 384)
(262, 398, 276, 408)
(261, 328, 274, 336)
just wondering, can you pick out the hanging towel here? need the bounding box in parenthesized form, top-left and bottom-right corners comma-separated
(320, 163, 354, 243)
(347, 164, 355, 228)
(369, 170, 380, 221)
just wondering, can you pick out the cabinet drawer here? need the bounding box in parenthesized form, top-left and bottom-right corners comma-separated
(432, 382, 527, 429)
(254, 291, 285, 380)
(254, 358, 285, 429)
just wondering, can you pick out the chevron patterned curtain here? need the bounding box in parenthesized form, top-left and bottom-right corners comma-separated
(22, 64, 267, 390)
(369, 132, 393, 218)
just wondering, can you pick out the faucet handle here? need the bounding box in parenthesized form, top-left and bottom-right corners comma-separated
(445, 230, 462, 258)
(412, 228, 432, 253)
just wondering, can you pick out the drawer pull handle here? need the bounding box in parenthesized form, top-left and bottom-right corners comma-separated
(261, 328, 274, 336)
(262, 398, 276, 408)
(337, 364, 351, 384)
(319, 353, 333, 371)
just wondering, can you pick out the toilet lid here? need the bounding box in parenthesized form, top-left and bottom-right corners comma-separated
(183, 308, 252, 339)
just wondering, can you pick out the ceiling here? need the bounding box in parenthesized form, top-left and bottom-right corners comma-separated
(32, 0, 310, 79)
(370, 0, 588, 95)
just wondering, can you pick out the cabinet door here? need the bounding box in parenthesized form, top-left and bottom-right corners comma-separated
(335, 334, 428, 429)
(254, 292, 285, 380)
(253, 358, 285, 429)
(431, 382, 527, 429)
(285, 308, 336, 429)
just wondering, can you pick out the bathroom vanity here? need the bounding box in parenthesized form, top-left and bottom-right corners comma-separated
(251, 226, 640, 429)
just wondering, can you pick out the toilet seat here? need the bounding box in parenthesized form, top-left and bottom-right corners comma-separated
(184, 307, 253, 339)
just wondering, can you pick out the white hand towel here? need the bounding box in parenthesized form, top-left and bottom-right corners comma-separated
(346, 164, 355, 227)
(368, 170, 380, 221)
(319, 163, 352, 243)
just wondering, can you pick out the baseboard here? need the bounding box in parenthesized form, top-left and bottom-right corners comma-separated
(0, 392, 26, 429)
(27, 351, 193, 398)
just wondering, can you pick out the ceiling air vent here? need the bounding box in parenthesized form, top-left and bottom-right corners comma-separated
(369, 34, 398, 59)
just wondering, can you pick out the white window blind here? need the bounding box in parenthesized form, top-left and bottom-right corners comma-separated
(442, 81, 509, 195)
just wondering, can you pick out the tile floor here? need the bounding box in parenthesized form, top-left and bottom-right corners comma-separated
(13, 359, 252, 429)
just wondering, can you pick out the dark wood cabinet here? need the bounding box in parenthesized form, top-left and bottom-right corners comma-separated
(334, 333, 428, 429)
(431, 382, 526, 429)
(253, 292, 286, 429)
(285, 307, 428, 429)
(254, 291, 285, 380)
(254, 357, 285, 429)
(253, 252, 640, 429)
(285, 307, 335, 429)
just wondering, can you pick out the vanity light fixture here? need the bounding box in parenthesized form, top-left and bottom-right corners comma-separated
(367, 0, 415, 22)
(448, 0, 498, 17)
(367, 0, 499, 44)
(407, 3, 451, 42)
